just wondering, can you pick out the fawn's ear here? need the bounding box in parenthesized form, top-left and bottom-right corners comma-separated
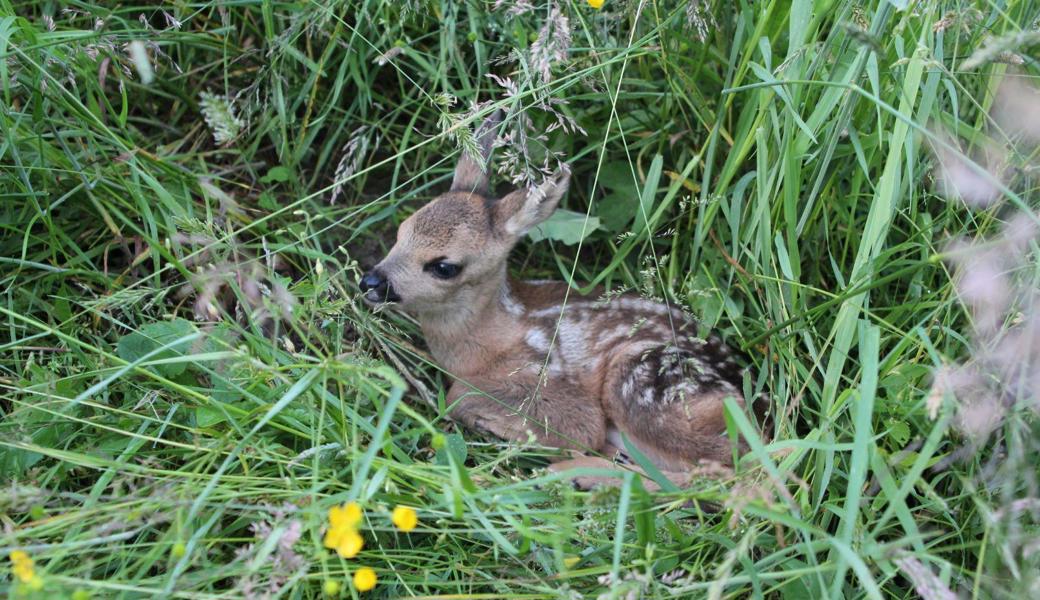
(494, 165, 571, 237)
(450, 110, 502, 196)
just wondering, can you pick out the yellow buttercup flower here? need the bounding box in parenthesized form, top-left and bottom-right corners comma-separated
(324, 522, 349, 549)
(9, 550, 42, 589)
(9, 551, 29, 564)
(14, 563, 35, 582)
(336, 529, 364, 559)
(587, 0, 604, 9)
(323, 526, 343, 550)
(328, 502, 363, 529)
(324, 501, 365, 558)
(391, 506, 418, 532)
(10, 550, 34, 582)
(353, 566, 377, 592)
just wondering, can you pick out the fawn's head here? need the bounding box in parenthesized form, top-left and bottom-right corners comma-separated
(361, 112, 570, 316)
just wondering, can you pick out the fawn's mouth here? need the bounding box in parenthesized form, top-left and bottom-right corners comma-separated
(363, 289, 400, 305)
(359, 269, 401, 305)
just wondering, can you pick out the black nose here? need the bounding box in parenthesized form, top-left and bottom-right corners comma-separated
(360, 270, 400, 302)
(359, 271, 385, 293)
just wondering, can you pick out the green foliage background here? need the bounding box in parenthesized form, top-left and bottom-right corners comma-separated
(1, 0, 1038, 598)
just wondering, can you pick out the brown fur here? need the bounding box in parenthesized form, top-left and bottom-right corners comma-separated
(364, 113, 746, 489)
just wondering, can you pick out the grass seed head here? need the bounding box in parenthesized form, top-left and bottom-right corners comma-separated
(199, 92, 245, 145)
(530, 4, 571, 84)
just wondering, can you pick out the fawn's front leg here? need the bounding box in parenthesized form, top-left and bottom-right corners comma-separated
(446, 376, 606, 454)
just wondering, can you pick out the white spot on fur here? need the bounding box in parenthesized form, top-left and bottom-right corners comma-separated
(621, 376, 635, 399)
(628, 339, 664, 358)
(525, 328, 550, 353)
(606, 426, 625, 450)
(616, 297, 672, 316)
(501, 285, 525, 316)
(529, 296, 687, 323)
(555, 319, 589, 364)
(531, 300, 610, 319)
(663, 381, 699, 405)
(531, 306, 557, 318)
(623, 361, 653, 405)
(595, 323, 634, 350)
(522, 328, 566, 375)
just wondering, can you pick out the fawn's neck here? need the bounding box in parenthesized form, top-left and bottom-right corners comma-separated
(416, 269, 522, 376)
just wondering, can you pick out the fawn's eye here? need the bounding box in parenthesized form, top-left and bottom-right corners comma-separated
(424, 259, 462, 280)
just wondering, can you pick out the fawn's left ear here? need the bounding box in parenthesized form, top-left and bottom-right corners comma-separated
(450, 110, 502, 196)
(494, 165, 571, 237)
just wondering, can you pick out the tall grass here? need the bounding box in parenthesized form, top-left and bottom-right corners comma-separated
(1, 0, 1038, 598)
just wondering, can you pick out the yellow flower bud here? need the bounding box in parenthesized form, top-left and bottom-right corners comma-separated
(588, 0, 605, 9)
(323, 579, 341, 595)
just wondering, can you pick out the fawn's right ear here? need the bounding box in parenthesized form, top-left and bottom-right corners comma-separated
(450, 110, 502, 197)
(493, 165, 571, 237)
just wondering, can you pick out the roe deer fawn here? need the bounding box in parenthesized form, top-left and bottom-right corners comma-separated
(361, 112, 747, 489)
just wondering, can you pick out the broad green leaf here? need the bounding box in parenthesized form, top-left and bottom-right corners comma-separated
(116, 318, 196, 378)
(527, 209, 600, 245)
(596, 191, 640, 232)
(886, 419, 911, 447)
(435, 432, 468, 467)
(596, 161, 639, 194)
(261, 165, 292, 184)
(195, 405, 229, 428)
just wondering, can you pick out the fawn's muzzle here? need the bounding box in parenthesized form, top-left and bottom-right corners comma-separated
(359, 269, 400, 303)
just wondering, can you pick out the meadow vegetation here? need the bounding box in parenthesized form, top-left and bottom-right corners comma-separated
(1, 0, 1039, 598)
